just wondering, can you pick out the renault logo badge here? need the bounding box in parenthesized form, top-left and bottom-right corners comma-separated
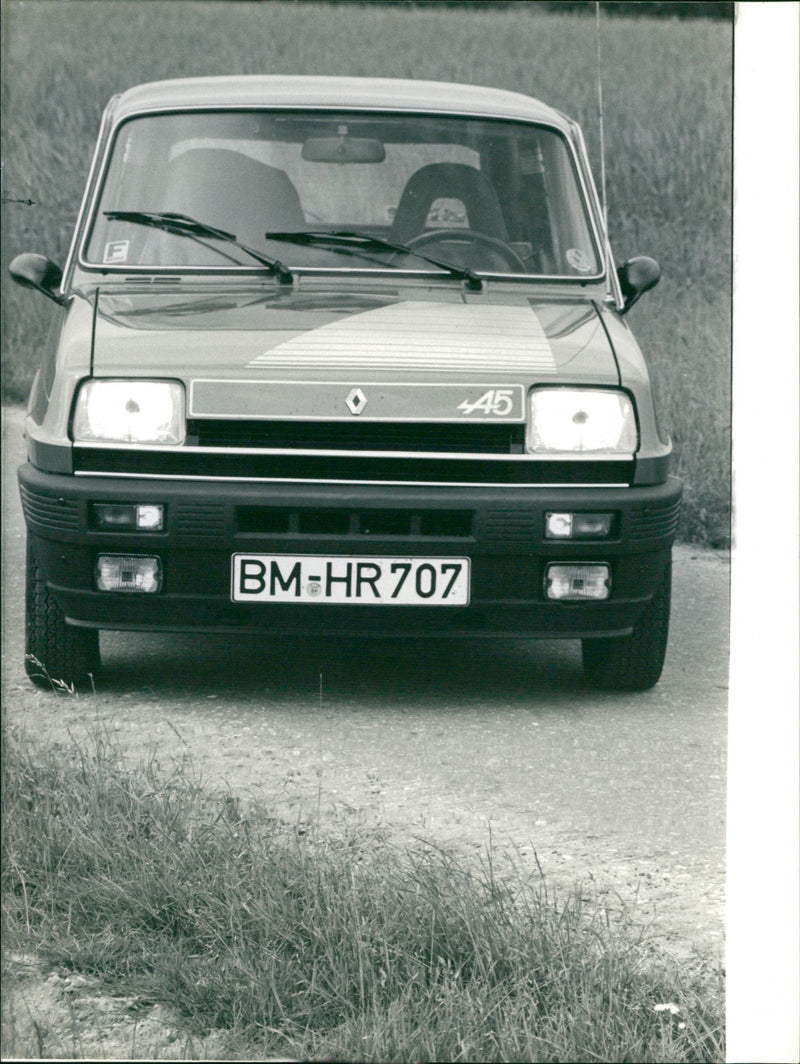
(345, 388, 368, 415)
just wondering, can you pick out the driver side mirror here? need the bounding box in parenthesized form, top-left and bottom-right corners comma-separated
(9, 253, 65, 305)
(617, 256, 661, 314)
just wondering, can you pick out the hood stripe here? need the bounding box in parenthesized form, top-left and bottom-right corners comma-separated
(247, 300, 556, 373)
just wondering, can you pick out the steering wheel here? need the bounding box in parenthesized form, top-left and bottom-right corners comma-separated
(405, 228, 528, 273)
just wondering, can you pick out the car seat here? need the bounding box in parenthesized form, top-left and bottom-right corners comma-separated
(389, 162, 508, 245)
(155, 148, 305, 259)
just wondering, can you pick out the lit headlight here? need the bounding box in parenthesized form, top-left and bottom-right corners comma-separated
(528, 388, 637, 454)
(73, 380, 185, 444)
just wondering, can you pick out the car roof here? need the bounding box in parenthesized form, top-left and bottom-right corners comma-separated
(108, 75, 572, 130)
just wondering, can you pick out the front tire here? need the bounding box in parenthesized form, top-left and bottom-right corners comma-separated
(582, 560, 671, 691)
(25, 539, 100, 690)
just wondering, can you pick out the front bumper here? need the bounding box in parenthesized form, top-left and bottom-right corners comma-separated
(19, 464, 681, 640)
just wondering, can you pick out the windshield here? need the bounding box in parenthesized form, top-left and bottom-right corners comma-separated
(84, 110, 602, 279)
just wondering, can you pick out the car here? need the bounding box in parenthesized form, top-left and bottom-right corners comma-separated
(10, 75, 680, 691)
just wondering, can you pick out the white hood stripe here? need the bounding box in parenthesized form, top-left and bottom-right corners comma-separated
(247, 301, 556, 373)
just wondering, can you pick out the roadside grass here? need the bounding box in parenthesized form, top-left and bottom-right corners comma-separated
(3, 722, 724, 1063)
(1, 1, 731, 544)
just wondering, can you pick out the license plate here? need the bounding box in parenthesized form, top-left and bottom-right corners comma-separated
(231, 554, 470, 605)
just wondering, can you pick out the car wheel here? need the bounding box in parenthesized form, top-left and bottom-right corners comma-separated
(25, 539, 100, 690)
(582, 560, 671, 691)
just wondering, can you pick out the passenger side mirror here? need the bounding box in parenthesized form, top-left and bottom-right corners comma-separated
(9, 253, 65, 304)
(617, 256, 660, 314)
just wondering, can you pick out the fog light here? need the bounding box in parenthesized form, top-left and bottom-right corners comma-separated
(544, 563, 610, 601)
(95, 554, 162, 593)
(545, 512, 614, 539)
(92, 503, 164, 531)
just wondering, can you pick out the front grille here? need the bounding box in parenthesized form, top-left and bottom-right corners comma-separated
(189, 419, 526, 454)
(74, 447, 633, 486)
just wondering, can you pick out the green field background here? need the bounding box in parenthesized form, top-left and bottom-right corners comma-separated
(1, 0, 731, 545)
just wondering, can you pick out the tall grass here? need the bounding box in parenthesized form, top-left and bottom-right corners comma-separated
(1, 1, 731, 543)
(3, 726, 724, 1062)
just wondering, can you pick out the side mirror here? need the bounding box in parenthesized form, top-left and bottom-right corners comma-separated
(617, 256, 660, 314)
(9, 253, 65, 304)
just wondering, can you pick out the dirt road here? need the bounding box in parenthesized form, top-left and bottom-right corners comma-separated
(2, 405, 728, 964)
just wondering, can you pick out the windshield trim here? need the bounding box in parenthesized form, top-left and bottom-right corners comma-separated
(75, 105, 608, 285)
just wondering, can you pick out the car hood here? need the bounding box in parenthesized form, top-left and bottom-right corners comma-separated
(91, 286, 620, 394)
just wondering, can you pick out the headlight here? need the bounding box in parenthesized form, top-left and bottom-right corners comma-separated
(73, 380, 185, 444)
(528, 388, 637, 454)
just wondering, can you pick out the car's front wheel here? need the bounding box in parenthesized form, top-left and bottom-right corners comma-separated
(25, 539, 100, 690)
(581, 561, 671, 691)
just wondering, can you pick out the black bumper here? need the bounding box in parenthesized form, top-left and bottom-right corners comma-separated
(19, 464, 682, 640)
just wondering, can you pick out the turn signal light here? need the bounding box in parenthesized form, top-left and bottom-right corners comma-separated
(544, 512, 614, 539)
(91, 504, 164, 531)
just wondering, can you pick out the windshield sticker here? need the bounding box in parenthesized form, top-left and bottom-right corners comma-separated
(103, 240, 130, 264)
(566, 248, 593, 273)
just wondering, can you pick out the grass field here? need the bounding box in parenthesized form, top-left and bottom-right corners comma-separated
(3, 725, 724, 1062)
(0, 0, 732, 544)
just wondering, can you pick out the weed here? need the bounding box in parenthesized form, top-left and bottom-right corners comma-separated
(3, 726, 725, 1062)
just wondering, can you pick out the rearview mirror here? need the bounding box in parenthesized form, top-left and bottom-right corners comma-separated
(617, 256, 661, 314)
(302, 136, 386, 164)
(9, 252, 65, 304)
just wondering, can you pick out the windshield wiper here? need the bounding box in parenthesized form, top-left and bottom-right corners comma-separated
(104, 210, 294, 283)
(265, 230, 483, 290)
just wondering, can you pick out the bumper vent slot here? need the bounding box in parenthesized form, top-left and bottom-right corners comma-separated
(627, 499, 682, 541)
(19, 484, 80, 531)
(173, 503, 227, 536)
(236, 507, 474, 538)
(484, 511, 539, 544)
